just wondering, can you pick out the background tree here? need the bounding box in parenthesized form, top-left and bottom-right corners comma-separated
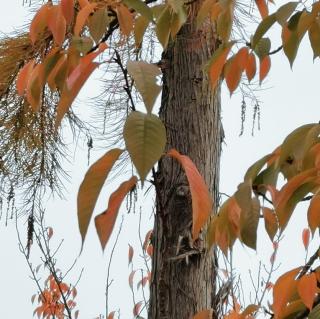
(2, 0, 320, 318)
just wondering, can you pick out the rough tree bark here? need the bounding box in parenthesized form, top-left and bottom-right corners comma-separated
(148, 4, 223, 319)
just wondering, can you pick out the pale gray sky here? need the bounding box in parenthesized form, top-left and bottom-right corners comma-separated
(1, 1, 320, 318)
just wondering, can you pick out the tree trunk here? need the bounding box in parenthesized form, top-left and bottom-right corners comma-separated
(148, 5, 223, 319)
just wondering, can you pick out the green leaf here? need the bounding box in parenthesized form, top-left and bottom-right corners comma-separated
(127, 61, 162, 113)
(217, 6, 233, 42)
(88, 8, 110, 43)
(72, 36, 94, 54)
(252, 13, 277, 49)
(254, 37, 271, 59)
(279, 123, 320, 179)
(77, 148, 123, 248)
(283, 30, 300, 67)
(156, 5, 172, 48)
(234, 183, 260, 250)
(124, 0, 153, 22)
(123, 111, 166, 182)
(244, 153, 272, 183)
(276, 2, 299, 26)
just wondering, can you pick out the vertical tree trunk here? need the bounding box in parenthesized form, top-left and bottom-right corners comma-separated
(148, 5, 223, 319)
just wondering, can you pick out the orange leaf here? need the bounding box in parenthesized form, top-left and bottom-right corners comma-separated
(56, 61, 97, 127)
(16, 60, 35, 96)
(307, 194, 320, 235)
(117, 4, 134, 37)
(95, 176, 138, 250)
(107, 311, 115, 319)
(275, 168, 318, 230)
(193, 309, 213, 319)
(26, 64, 44, 112)
(61, 0, 74, 25)
(208, 42, 234, 89)
(245, 53, 256, 82)
(30, 3, 51, 44)
(48, 5, 67, 46)
(263, 207, 278, 241)
(302, 228, 310, 250)
(255, 0, 268, 19)
(225, 48, 248, 94)
(273, 267, 301, 318)
(78, 0, 89, 8)
(55, 43, 107, 127)
(74, 3, 97, 36)
(297, 273, 317, 310)
(128, 244, 134, 265)
(259, 55, 271, 84)
(167, 149, 213, 241)
(77, 148, 123, 246)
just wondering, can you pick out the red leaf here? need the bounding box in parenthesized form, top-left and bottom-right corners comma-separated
(128, 244, 134, 265)
(129, 270, 136, 289)
(255, 0, 268, 19)
(167, 149, 213, 241)
(61, 0, 74, 25)
(16, 60, 35, 96)
(95, 176, 138, 250)
(133, 301, 143, 316)
(47, 227, 53, 239)
(146, 244, 153, 257)
(143, 229, 152, 250)
(297, 273, 317, 310)
(259, 55, 271, 84)
(302, 228, 310, 250)
(245, 53, 256, 82)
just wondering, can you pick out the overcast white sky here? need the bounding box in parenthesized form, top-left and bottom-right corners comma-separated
(1, 1, 320, 318)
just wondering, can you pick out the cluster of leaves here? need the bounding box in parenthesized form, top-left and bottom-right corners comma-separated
(207, 123, 320, 318)
(32, 274, 78, 319)
(207, 1, 320, 94)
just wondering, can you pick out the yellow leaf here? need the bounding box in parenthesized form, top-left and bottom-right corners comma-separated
(124, 111, 166, 183)
(117, 4, 134, 37)
(127, 61, 161, 113)
(77, 148, 123, 247)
